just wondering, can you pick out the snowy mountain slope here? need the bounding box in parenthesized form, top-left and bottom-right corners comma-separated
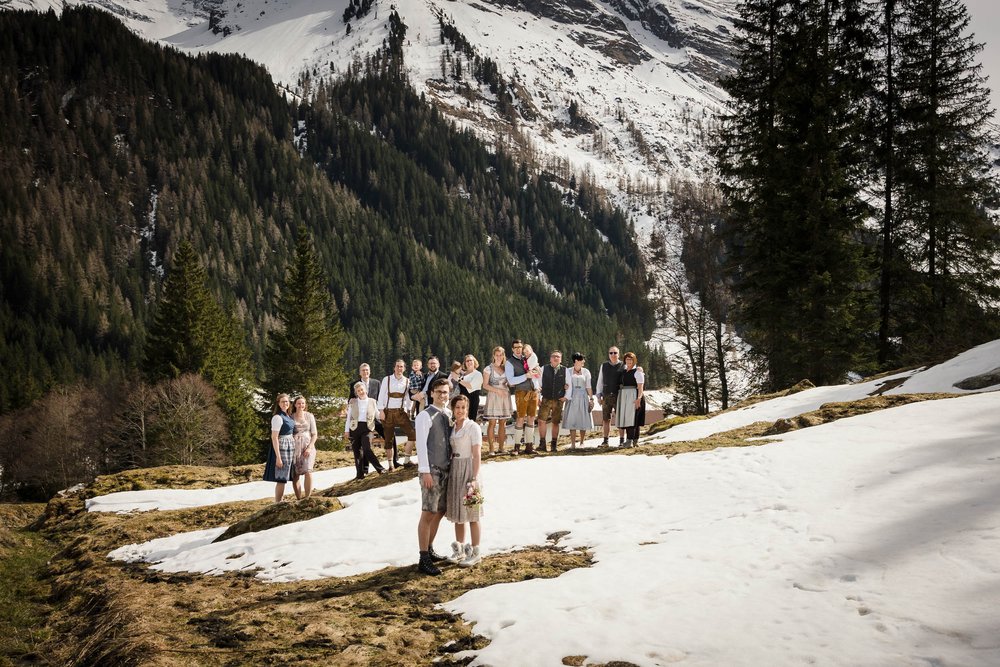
(100, 341, 1000, 665)
(7, 0, 738, 234)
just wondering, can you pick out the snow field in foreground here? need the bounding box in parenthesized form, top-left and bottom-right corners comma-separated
(107, 391, 1000, 666)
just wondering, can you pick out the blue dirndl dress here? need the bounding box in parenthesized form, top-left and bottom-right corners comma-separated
(263, 411, 297, 482)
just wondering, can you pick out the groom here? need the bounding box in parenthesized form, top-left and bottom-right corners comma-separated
(415, 378, 454, 575)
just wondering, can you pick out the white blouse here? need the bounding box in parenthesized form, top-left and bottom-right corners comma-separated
(450, 419, 483, 458)
(462, 369, 484, 392)
(563, 367, 593, 399)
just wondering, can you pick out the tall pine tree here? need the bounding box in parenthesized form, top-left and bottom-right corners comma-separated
(263, 227, 349, 426)
(891, 0, 1000, 361)
(717, 0, 878, 389)
(144, 241, 261, 463)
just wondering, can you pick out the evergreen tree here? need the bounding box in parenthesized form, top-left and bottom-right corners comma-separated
(263, 227, 349, 418)
(144, 242, 215, 379)
(144, 241, 261, 462)
(717, 0, 878, 389)
(891, 0, 1000, 361)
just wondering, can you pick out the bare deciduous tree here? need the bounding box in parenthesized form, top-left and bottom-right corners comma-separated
(147, 375, 229, 467)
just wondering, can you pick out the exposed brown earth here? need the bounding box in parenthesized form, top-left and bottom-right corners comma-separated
(3, 390, 968, 665)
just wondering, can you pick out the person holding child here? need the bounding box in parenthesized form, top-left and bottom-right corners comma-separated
(505, 340, 541, 454)
(408, 358, 425, 418)
(445, 394, 483, 567)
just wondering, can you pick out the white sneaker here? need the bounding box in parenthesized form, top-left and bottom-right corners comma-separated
(446, 541, 463, 563)
(459, 544, 481, 567)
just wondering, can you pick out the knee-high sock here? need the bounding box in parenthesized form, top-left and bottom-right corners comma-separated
(524, 426, 535, 447)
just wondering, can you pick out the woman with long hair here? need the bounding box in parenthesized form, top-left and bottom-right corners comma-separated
(290, 395, 318, 497)
(480, 346, 511, 456)
(263, 394, 297, 502)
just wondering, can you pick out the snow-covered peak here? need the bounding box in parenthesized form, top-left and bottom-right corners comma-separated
(8, 0, 739, 234)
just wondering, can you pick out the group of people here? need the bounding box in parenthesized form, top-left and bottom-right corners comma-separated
(264, 340, 646, 574)
(480, 342, 647, 452)
(263, 394, 319, 503)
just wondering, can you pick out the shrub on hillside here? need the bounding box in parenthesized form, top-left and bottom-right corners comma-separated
(1, 375, 233, 501)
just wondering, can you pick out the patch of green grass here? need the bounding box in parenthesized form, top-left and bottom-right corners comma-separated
(0, 525, 55, 663)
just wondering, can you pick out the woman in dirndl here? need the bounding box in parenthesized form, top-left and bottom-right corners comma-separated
(445, 395, 483, 567)
(562, 352, 594, 449)
(264, 393, 296, 502)
(291, 395, 318, 498)
(616, 352, 646, 448)
(481, 346, 511, 456)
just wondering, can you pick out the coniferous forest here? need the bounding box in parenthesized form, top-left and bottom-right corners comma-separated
(716, 0, 1000, 390)
(0, 7, 656, 417)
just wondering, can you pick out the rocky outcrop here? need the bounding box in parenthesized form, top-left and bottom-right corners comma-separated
(954, 367, 1000, 391)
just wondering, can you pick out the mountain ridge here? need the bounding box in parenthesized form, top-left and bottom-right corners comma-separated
(5, 0, 739, 235)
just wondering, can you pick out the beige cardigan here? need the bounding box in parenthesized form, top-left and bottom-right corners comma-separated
(346, 397, 378, 433)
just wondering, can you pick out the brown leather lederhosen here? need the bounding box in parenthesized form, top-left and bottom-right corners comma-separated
(383, 390, 416, 441)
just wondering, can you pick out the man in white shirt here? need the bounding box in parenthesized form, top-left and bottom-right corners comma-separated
(415, 379, 453, 575)
(378, 359, 416, 468)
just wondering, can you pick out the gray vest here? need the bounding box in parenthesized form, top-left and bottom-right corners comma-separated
(424, 406, 452, 469)
(506, 353, 534, 393)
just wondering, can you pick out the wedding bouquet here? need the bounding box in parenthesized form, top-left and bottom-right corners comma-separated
(463, 481, 484, 507)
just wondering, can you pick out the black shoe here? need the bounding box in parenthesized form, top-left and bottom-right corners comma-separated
(353, 475, 364, 481)
(418, 552, 441, 576)
(428, 546, 447, 562)
(550, 441, 558, 452)
(599, 439, 609, 448)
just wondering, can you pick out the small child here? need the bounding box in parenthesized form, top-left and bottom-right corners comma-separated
(449, 361, 464, 399)
(408, 359, 425, 418)
(521, 344, 542, 391)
